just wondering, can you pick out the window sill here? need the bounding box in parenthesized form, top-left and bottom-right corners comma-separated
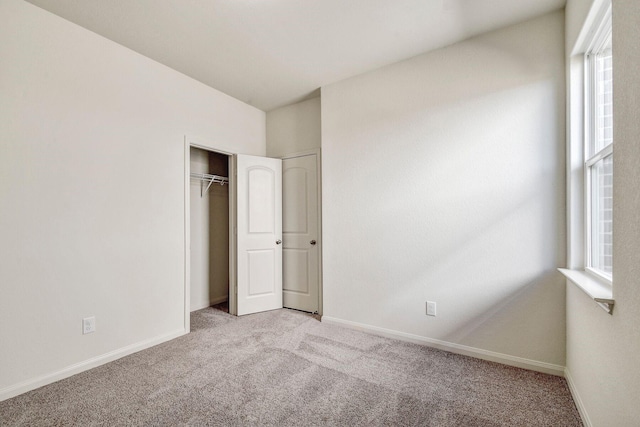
(558, 268, 614, 314)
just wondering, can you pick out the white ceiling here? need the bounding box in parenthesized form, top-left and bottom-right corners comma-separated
(26, 0, 565, 111)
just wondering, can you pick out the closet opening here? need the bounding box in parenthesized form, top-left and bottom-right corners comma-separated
(185, 139, 298, 325)
(187, 144, 235, 326)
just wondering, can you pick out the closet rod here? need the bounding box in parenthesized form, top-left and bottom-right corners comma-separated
(190, 172, 229, 196)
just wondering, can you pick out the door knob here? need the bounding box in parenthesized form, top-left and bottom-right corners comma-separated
(276, 240, 282, 245)
(310, 240, 317, 245)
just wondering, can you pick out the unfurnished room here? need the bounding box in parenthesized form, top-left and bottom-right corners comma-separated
(0, 0, 638, 425)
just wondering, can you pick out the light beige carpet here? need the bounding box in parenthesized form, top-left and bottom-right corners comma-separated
(0, 307, 581, 426)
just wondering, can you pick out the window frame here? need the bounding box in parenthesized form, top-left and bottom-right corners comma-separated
(583, 7, 613, 285)
(561, 0, 614, 314)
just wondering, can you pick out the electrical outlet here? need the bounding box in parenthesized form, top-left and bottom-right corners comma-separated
(426, 301, 437, 316)
(83, 316, 96, 334)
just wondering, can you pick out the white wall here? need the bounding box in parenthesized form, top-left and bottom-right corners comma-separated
(266, 97, 321, 157)
(564, 0, 640, 425)
(190, 148, 230, 311)
(0, 0, 264, 399)
(321, 11, 566, 370)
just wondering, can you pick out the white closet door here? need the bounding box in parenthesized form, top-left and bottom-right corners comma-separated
(282, 154, 320, 313)
(235, 154, 283, 316)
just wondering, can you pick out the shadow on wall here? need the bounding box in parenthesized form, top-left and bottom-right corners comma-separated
(441, 271, 564, 359)
(333, 80, 564, 284)
(322, 12, 565, 363)
(367, 157, 565, 359)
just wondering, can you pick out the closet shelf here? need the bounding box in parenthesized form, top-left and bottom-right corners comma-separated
(190, 172, 229, 197)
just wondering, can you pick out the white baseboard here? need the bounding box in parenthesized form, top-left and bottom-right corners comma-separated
(564, 367, 592, 427)
(190, 296, 228, 312)
(0, 328, 186, 402)
(321, 316, 565, 376)
(210, 295, 228, 305)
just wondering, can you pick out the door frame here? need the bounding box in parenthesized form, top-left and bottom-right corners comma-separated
(280, 148, 323, 316)
(184, 136, 237, 333)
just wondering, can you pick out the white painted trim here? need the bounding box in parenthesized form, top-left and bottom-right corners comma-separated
(565, 367, 593, 427)
(184, 139, 191, 333)
(279, 148, 320, 160)
(228, 156, 237, 316)
(321, 316, 565, 376)
(572, 0, 611, 55)
(190, 300, 211, 312)
(0, 329, 186, 402)
(566, 55, 586, 270)
(190, 296, 229, 312)
(559, 269, 614, 313)
(210, 295, 229, 306)
(185, 135, 235, 157)
(316, 150, 323, 316)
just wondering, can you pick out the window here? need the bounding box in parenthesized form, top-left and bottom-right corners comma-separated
(560, 0, 614, 313)
(584, 11, 613, 282)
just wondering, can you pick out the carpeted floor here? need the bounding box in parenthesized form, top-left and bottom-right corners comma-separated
(0, 307, 582, 426)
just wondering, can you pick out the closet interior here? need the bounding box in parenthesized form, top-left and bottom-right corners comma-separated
(190, 147, 230, 312)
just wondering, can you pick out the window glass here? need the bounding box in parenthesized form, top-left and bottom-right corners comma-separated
(590, 154, 613, 275)
(585, 20, 613, 280)
(591, 48, 613, 156)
